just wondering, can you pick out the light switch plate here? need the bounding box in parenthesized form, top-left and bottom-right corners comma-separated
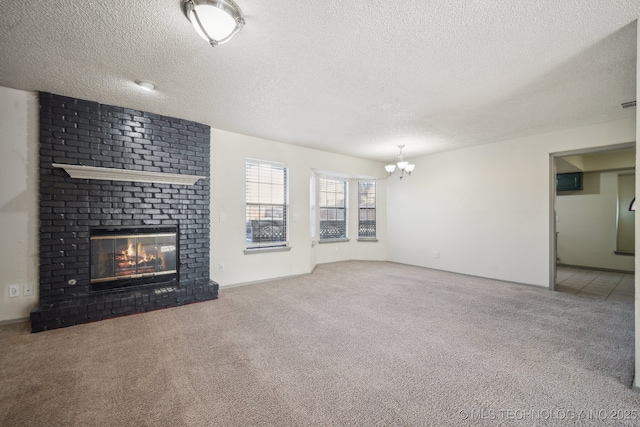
(24, 284, 34, 296)
(9, 285, 20, 298)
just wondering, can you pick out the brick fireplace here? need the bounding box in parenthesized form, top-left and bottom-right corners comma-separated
(30, 92, 218, 332)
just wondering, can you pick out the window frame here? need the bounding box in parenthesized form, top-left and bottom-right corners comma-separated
(318, 177, 348, 241)
(357, 180, 377, 241)
(244, 159, 289, 251)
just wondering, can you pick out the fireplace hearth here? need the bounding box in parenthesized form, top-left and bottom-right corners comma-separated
(30, 92, 218, 332)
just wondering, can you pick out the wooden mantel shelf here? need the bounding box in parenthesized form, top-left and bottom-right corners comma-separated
(52, 163, 205, 186)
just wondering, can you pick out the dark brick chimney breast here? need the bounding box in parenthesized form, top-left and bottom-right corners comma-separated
(31, 92, 217, 332)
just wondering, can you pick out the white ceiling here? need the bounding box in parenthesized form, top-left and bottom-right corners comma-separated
(0, 1, 638, 162)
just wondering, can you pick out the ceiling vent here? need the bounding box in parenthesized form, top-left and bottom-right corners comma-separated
(621, 101, 636, 109)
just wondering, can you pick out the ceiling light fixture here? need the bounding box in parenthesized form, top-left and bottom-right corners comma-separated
(385, 145, 415, 179)
(183, 0, 245, 47)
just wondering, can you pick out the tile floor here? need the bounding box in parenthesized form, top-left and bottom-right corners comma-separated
(555, 266, 634, 304)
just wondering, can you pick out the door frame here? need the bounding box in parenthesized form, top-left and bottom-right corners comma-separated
(549, 142, 636, 290)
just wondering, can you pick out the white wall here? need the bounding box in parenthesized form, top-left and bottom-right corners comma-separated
(0, 87, 39, 323)
(634, 23, 640, 392)
(556, 170, 635, 271)
(210, 129, 387, 287)
(387, 117, 636, 288)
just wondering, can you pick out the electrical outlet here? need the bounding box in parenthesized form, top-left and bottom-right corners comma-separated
(219, 263, 225, 272)
(9, 285, 20, 298)
(23, 284, 34, 296)
(434, 251, 440, 259)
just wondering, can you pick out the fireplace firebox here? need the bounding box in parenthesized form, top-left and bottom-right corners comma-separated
(90, 226, 178, 292)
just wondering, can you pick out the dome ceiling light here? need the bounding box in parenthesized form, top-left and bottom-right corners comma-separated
(183, 0, 245, 47)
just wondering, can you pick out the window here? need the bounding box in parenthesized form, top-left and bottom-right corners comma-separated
(358, 181, 376, 239)
(319, 178, 347, 240)
(245, 160, 288, 248)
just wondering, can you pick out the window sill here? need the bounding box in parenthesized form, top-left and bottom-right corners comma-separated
(357, 238, 378, 242)
(244, 245, 292, 255)
(319, 238, 350, 244)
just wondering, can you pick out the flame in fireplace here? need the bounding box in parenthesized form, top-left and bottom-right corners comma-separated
(138, 242, 146, 263)
(120, 241, 157, 270)
(126, 243, 135, 260)
(124, 242, 145, 266)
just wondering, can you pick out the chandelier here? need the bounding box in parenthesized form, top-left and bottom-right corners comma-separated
(385, 145, 415, 179)
(183, 0, 245, 47)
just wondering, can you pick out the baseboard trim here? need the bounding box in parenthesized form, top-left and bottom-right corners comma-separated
(218, 260, 384, 290)
(219, 271, 312, 290)
(387, 260, 546, 289)
(0, 317, 29, 326)
(557, 263, 634, 274)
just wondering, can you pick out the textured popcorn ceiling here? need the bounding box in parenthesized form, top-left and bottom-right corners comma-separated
(0, 1, 638, 161)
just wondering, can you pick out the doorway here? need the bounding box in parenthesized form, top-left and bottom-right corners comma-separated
(550, 143, 636, 295)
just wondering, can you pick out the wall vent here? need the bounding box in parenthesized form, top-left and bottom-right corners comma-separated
(621, 101, 636, 109)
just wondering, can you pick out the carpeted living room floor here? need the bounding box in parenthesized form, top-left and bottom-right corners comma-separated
(1, 261, 638, 426)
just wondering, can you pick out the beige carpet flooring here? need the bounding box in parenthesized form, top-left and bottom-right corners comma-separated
(1, 261, 638, 426)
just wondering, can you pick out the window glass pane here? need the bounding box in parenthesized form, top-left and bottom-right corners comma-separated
(271, 167, 284, 183)
(246, 205, 259, 220)
(261, 205, 272, 218)
(326, 179, 335, 193)
(258, 164, 271, 183)
(272, 184, 285, 204)
(326, 192, 336, 207)
(319, 192, 327, 207)
(271, 206, 283, 220)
